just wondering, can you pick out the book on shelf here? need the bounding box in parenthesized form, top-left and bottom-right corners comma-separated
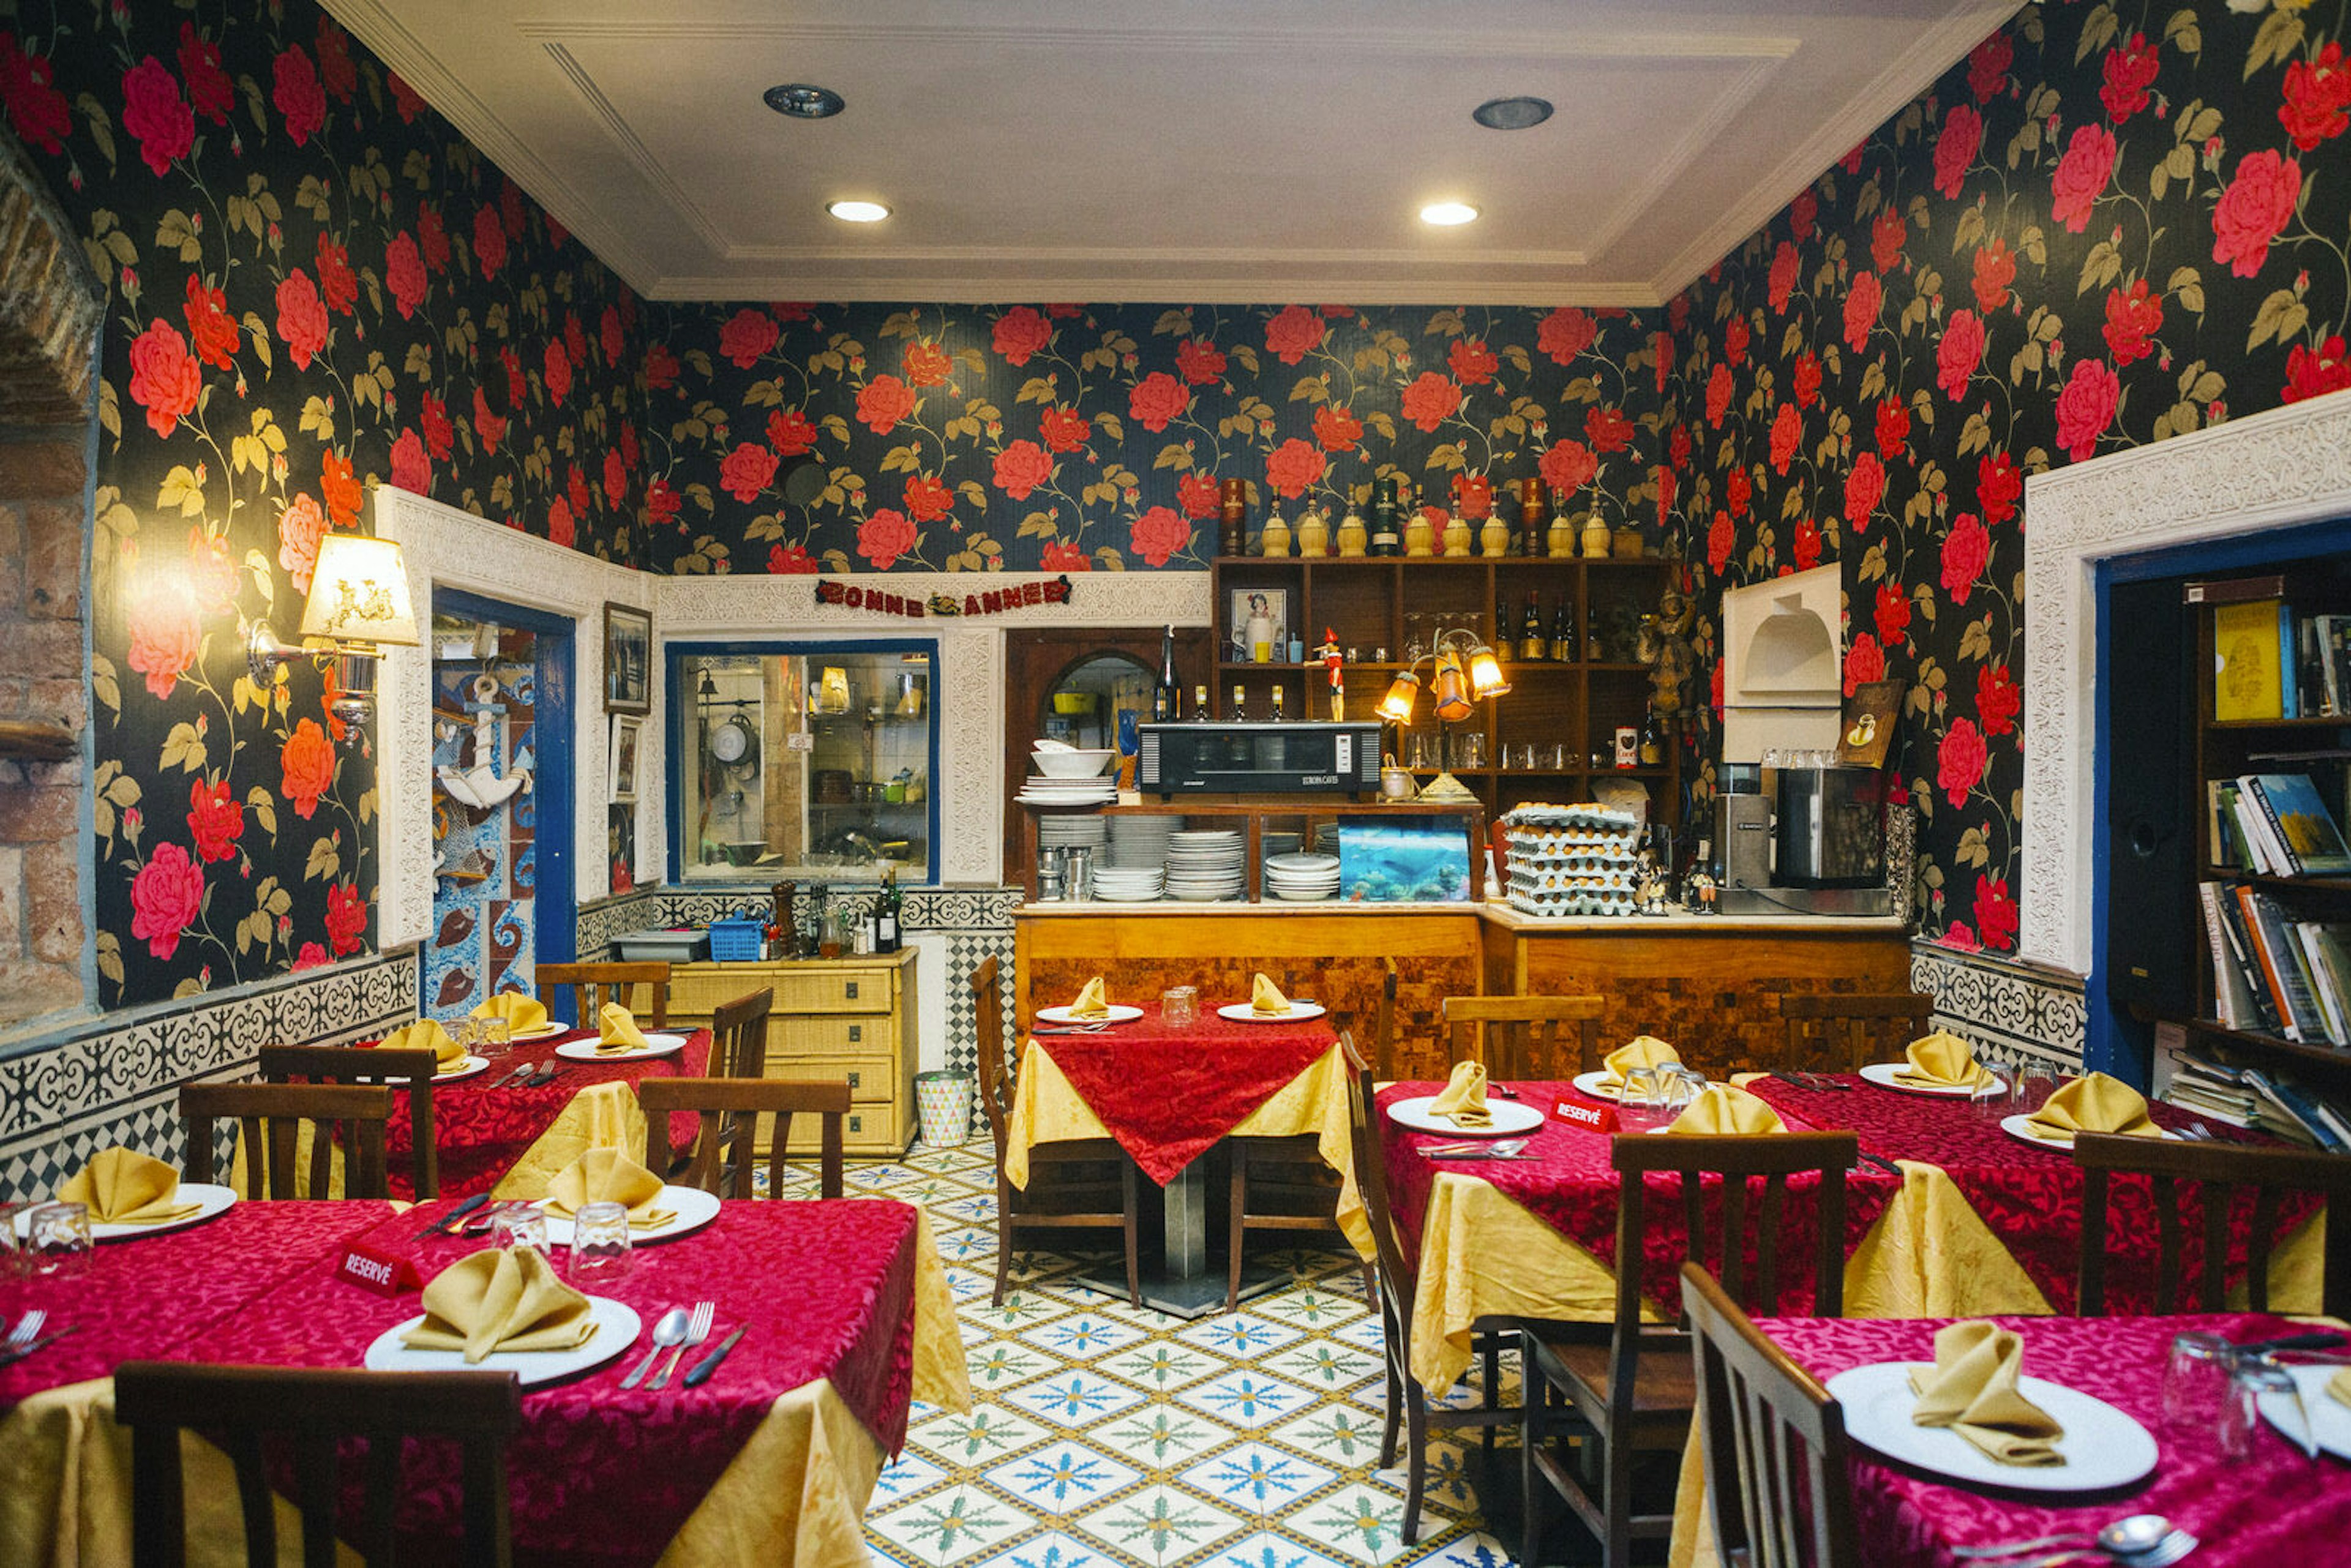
(2292, 920, 2351, 1048)
(2209, 881, 2284, 1035)
(2198, 881, 2259, 1030)
(2234, 883, 2330, 1042)
(2213, 598, 2287, 721)
(2238, 771, 2351, 875)
(2158, 1042, 2350, 1150)
(2229, 787, 2281, 876)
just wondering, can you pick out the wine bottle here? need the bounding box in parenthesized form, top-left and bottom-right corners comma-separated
(1152, 624, 1182, 722)
(1550, 595, 1577, 663)
(877, 868, 901, 953)
(1368, 478, 1401, 557)
(1269, 686, 1286, 721)
(1639, 711, 1663, 767)
(1520, 590, 1546, 662)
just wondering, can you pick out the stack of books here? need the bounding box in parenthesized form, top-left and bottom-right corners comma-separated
(2159, 1040, 2351, 1151)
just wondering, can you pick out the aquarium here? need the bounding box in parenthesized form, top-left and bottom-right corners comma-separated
(1337, 816, 1472, 902)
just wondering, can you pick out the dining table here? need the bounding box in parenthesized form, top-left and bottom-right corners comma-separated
(0, 1193, 970, 1567)
(1005, 998, 1352, 1316)
(1671, 1310, 2351, 1568)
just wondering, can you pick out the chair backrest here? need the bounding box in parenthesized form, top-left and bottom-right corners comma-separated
(1440, 992, 1606, 1079)
(257, 1045, 440, 1198)
(1608, 1131, 1856, 1336)
(536, 961, 670, 1030)
(1681, 1262, 1859, 1568)
(971, 956, 1015, 1160)
(1778, 991, 1935, 1075)
(710, 987, 775, 1079)
(640, 1076, 851, 1198)
(1340, 1030, 1419, 1313)
(116, 1360, 520, 1568)
(181, 1082, 396, 1199)
(2075, 1131, 2351, 1317)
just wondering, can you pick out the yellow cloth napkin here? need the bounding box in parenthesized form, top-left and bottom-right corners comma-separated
(383, 1018, 464, 1071)
(1427, 1061, 1493, 1130)
(544, 1149, 676, 1229)
(596, 1001, 650, 1054)
(58, 1147, 202, 1225)
(1907, 1320, 2064, 1466)
(1664, 1083, 1787, 1136)
(471, 992, 549, 1033)
(1600, 1035, 1681, 1087)
(1892, 1030, 1993, 1090)
(400, 1245, 598, 1364)
(2330, 1367, 2351, 1410)
(1250, 972, 1291, 1016)
(2023, 1070, 2161, 1142)
(1068, 976, 1110, 1021)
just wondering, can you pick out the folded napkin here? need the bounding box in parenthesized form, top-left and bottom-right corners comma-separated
(1250, 972, 1291, 1016)
(544, 1149, 676, 1229)
(472, 992, 549, 1033)
(58, 1147, 202, 1225)
(1068, 976, 1110, 1021)
(596, 1001, 650, 1054)
(400, 1245, 598, 1364)
(1892, 1029, 1993, 1090)
(1600, 1035, 1681, 1087)
(1427, 1061, 1493, 1129)
(382, 1018, 463, 1071)
(2331, 1367, 2351, 1411)
(1665, 1083, 1787, 1136)
(1907, 1320, 2064, 1466)
(2023, 1070, 2160, 1142)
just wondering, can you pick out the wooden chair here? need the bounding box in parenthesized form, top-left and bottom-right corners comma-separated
(1778, 991, 1935, 1075)
(257, 1045, 441, 1198)
(971, 956, 1142, 1308)
(115, 1360, 520, 1567)
(1441, 992, 1607, 1078)
(1681, 1261, 1860, 1568)
(2075, 1131, 2351, 1317)
(1521, 1129, 1856, 1568)
(181, 1082, 396, 1200)
(711, 987, 775, 1079)
(1344, 1031, 1523, 1544)
(536, 961, 670, 1030)
(640, 1076, 850, 1199)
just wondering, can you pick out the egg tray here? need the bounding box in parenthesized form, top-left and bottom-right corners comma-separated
(1501, 803, 1641, 834)
(1506, 853, 1641, 880)
(1507, 887, 1639, 918)
(1503, 826, 1642, 855)
(1505, 835, 1641, 866)
(1509, 868, 1640, 896)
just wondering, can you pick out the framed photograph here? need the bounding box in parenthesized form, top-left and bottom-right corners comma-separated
(1227, 587, 1289, 661)
(609, 715, 642, 803)
(603, 602, 651, 715)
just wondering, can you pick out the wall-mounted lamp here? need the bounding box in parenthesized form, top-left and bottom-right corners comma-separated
(249, 533, 419, 741)
(1373, 626, 1510, 801)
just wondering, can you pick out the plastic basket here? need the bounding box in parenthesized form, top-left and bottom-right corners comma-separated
(708, 918, 766, 962)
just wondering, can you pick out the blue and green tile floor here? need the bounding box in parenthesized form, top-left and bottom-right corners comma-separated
(822, 1141, 1522, 1568)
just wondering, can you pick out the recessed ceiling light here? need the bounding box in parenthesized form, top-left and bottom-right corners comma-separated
(827, 199, 891, 223)
(1420, 201, 1479, 227)
(1473, 96, 1553, 130)
(764, 83, 844, 119)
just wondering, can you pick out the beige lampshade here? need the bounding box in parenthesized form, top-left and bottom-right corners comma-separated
(1376, 670, 1420, 725)
(299, 534, 418, 647)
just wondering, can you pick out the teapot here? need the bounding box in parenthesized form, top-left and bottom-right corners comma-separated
(1380, 753, 1418, 801)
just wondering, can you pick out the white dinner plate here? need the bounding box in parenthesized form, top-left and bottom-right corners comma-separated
(1859, 1062, 2002, 1099)
(1037, 1003, 1144, 1026)
(1385, 1095, 1547, 1137)
(2255, 1363, 2351, 1461)
(1998, 1114, 2182, 1150)
(505, 1021, 566, 1042)
(17, 1182, 239, 1243)
(555, 1032, 689, 1062)
(1825, 1360, 2159, 1490)
(388, 1054, 491, 1084)
(1217, 1002, 1329, 1024)
(362, 1296, 641, 1387)
(538, 1184, 721, 1247)
(1570, 1070, 1628, 1101)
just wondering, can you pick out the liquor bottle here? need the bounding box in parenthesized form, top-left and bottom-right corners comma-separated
(1368, 477, 1402, 557)
(1191, 683, 1212, 720)
(1152, 624, 1182, 722)
(1519, 475, 1551, 557)
(1219, 478, 1247, 558)
(1549, 595, 1577, 663)
(1229, 684, 1248, 721)
(1496, 591, 1512, 653)
(1520, 590, 1546, 662)
(1639, 711, 1663, 767)
(1270, 686, 1286, 721)
(877, 867, 901, 953)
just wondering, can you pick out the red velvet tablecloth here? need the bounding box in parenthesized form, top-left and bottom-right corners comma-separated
(1033, 1002, 1337, 1185)
(1755, 1311, 2351, 1567)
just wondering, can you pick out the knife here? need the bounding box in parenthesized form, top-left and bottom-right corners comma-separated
(0, 1324, 81, 1370)
(682, 1324, 746, 1387)
(2242, 1331, 2346, 1356)
(416, 1192, 492, 1238)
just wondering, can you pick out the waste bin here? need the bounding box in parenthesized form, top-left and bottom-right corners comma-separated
(915, 1071, 973, 1147)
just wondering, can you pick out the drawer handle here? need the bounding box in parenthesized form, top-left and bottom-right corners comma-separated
(844, 981, 859, 1000)
(847, 1070, 862, 1090)
(849, 1114, 863, 1133)
(848, 1024, 861, 1044)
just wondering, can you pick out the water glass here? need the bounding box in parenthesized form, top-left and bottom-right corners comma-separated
(568, 1201, 632, 1285)
(2218, 1356, 2276, 1461)
(447, 1017, 482, 1060)
(489, 1201, 548, 1255)
(1454, 732, 1487, 769)
(2162, 1330, 2235, 1438)
(1160, 986, 1199, 1030)
(476, 1017, 512, 1058)
(2012, 1062, 2061, 1115)
(1618, 1067, 1670, 1133)
(1970, 1067, 2013, 1124)
(24, 1201, 90, 1275)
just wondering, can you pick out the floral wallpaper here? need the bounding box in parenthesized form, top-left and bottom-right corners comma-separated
(1663, 0, 2351, 951)
(1, 0, 649, 1007)
(640, 302, 1666, 576)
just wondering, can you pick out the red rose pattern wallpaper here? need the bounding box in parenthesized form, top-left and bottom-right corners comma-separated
(1663, 1, 2351, 951)
(640, 302, 1662, 577)
(3, 0, 650, 1007)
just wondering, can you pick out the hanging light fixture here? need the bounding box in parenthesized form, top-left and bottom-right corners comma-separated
(1376, 625, 1512, 803)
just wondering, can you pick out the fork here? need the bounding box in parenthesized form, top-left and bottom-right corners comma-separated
(650, 1300, 713, 1390)
(6, 1310, 45, 1354)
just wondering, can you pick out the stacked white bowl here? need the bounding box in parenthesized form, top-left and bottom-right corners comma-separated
(1165, 828, 1247, 901)
(1264, 851, 1341, 902)
(1017, 741, 1117, 805)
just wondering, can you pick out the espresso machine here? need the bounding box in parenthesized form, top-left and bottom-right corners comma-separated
(1717, 760, 1893, 916)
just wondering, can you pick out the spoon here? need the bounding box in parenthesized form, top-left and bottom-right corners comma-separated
(1951, 1515, 2176, 1560)
(620, 1307, 690, 1390)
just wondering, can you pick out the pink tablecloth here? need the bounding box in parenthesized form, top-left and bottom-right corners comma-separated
(1757, 1311, 2351, 1567)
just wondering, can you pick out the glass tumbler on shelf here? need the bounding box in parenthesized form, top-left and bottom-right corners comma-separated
(569, 1201, 633, 1285)
(1454, 732, 1487, 769)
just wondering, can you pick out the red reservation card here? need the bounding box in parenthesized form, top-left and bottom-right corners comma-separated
(337, 1242, 421, 1296)
(1552, 1097, 1618, 1133)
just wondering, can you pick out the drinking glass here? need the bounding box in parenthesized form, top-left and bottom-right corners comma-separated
(1160, 986, 1199, 1030)
(1454, 732, 1487, 769)
(2162, 1330, 2235, 1438)
(1618, 1067, 1669, 1133)
(476, 1017, 512, 1058)
(24, 1201, 89, 1275)
(447, 1017, 482, 1062)
(489, 1202, 548, 1255)
(568, 1201, 633, 1285)
(1970, 1067, 2013, 1125)
(2218, 1356, 2274, 1461)
(2014, 1063, 2061, 1115)
(0, 1204, 27, 1280)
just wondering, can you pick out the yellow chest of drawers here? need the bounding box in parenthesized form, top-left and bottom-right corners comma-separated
(665, 950, 920, 1158)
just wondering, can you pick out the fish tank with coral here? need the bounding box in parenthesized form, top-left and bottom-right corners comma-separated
(1337, 816, 1472, 903)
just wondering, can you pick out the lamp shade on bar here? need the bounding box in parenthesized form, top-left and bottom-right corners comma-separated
(299, 534, 418, 647)
(1375, 670, 1420, 725)
(1466, 643, 1510, 699)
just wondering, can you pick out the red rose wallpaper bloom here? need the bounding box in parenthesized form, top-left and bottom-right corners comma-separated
(471, 388, 506, 457)
(324, 880, 367, 958)
(1843, 270, 1882, 351)
(1933, 103, 1982, 198)
(276, 492, 328, 594)
(767, 408, 818, 455)
(1788, 189, 1818, 244)
(2053, 357, 2120, 462)
(857, 508, 918, 569)
(1038, 405, 1091, 454)
(122, 56, 193, 175)
(1843, 632, 1885, 698)
(1706, 362, 1733, 427)
(992, 306, 1052, 366)
(275, 269, 328, 370)
(1313, 404, 1363, 452)
(1974, 874, 2019, 950)
(130, 842, 205, 961)
(1791, 353, 1823, 408)
(1400, 372, 1462, 433)
(538, 338, 571, 407)
(1769, 400, 1801, 474)
(1937, 718, 1989, 808)
(902, 339, 953, 388)
(1870, 206, 1908, 272)
(2102, 278, 2164, 366)
(1, 32, 71, 153)
(718, 441, 779, 503)
(2212, 149, 2302, 276)
(767, 542, 818, 574)
(903, 473, 953, 521)
(855, 374, 917, 435)
(320, 449, 362, 528)
(2281, 43, 2351, 151)
(603, 448, 626, 506)
(1768, 241, 1800, 313)
(1537, 306, 1597, 366)
(271, 43, 324, 146)
(642, 343, 680, 391)
(992, 439, 1053, 501)
(1971, 240, 2015, 313)
(1176, 337, 1228, 386)
(1708, 509, 1734, 573)
(2284, 335, 2351, 402)
(1128, 370, 1190, 433)
(1726, 468, 1752, 517)
(291, 942, 329, 972)
(187, 778, 243, 864)
(1177, 472, 1221, 519)
(1977, 449, 2022, 523)
(1724, 317, 1751, 365)
(1792, 517, 1822, 569)
(1875, 397, 1910, 456)
(2050, 123, 2118, 233)
(471, 201, 506, 280)
(646, 477, 681, 528)
(1128, 504, 1190, 568)
(128, 318, 200, 437)
(389, 428, 429, 495)
(1843, 452, 1886, 531)
(1872, 580, 1911, 648)
(1539, 438, 1598, 497)
(546, 497, 574, 547)
(280, 718, 336, 820)
(314, 233, 356, 317)
(177, 23, 231, 124)
(1941, 511, 1990, 604)
(384, 231, 426, 318)
(1449, 337, 1500, 386)
(1978, 661, 2022, 737)
(1264, 437, 1326, 500)
(1040, 539, 1091, 571)
(1584, 403, 1634, 453)
(1967, 32, 2011, 102)
(1264, 305, 1326, 366)
(2099, 33, 2160, 123)
(1936, 309, 1985, 401)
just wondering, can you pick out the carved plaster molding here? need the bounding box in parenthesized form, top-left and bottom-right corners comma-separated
(2020, 389, 2351, 975)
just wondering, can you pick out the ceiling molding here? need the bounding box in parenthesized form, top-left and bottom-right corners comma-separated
(1570, 53, 1783, 264)
(643, 274, 1667, 308)
(538, 43, 730, 261)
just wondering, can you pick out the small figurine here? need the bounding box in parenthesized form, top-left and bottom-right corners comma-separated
(1637, 869, 1671, 915)
(1316, 627, 1344, 721)
(1637, 587, 1702, 719)
(1686, 870, 1718, 915)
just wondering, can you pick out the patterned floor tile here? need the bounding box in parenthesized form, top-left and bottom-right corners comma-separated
(966, 1530, 1127, 1568)
(1090, 1403, 1238, 1471)
(1251, 1286, 1370, 1329)
(934, 1223, 1004, 1262)
(1016, 1310, 1152, 1362)
(1207, 1532, 1361, 1568)
(1170, 1313, 1307, 1361)
(1262, 1402, 1392, 1468)
(1174, 1441, 1339, 1512)
(1286, 1484, 1422, 1565)
(871, 1449, 954, 1504)
(1003, 1368, 1154, 1428)
(964, 1338, 1062, 1391)
(1095, 1338, 1231, 1394)
(866, 1483, 1038, 1567)
(908, 1401, 1057, 1466)
(1256, 1338, 1382, 1395)
(983, 1443, 1149, 1510)
(1401, 1531, 1515, 1568)
(1172, 1368, 1320, 1431)
(1070, 1482, 1251, 1562)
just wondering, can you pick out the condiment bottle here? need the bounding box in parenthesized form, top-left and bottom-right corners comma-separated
(1296, 505, 1330, 557)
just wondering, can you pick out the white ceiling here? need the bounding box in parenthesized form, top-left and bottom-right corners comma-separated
(330, 0, 2020, 306)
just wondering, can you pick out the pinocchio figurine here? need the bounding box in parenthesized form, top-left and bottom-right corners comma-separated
(1317, 628, 1344, 721)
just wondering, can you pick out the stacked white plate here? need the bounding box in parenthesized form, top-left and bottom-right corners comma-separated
(1165, 828, 1247, 901)
(1091, 866, 1167, 902)
(1106, 814, 1177, 869)
(1018, 775, 1118, 806)
(1038, 813, 1109, 850)
(1264, 851, 1340, 902)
